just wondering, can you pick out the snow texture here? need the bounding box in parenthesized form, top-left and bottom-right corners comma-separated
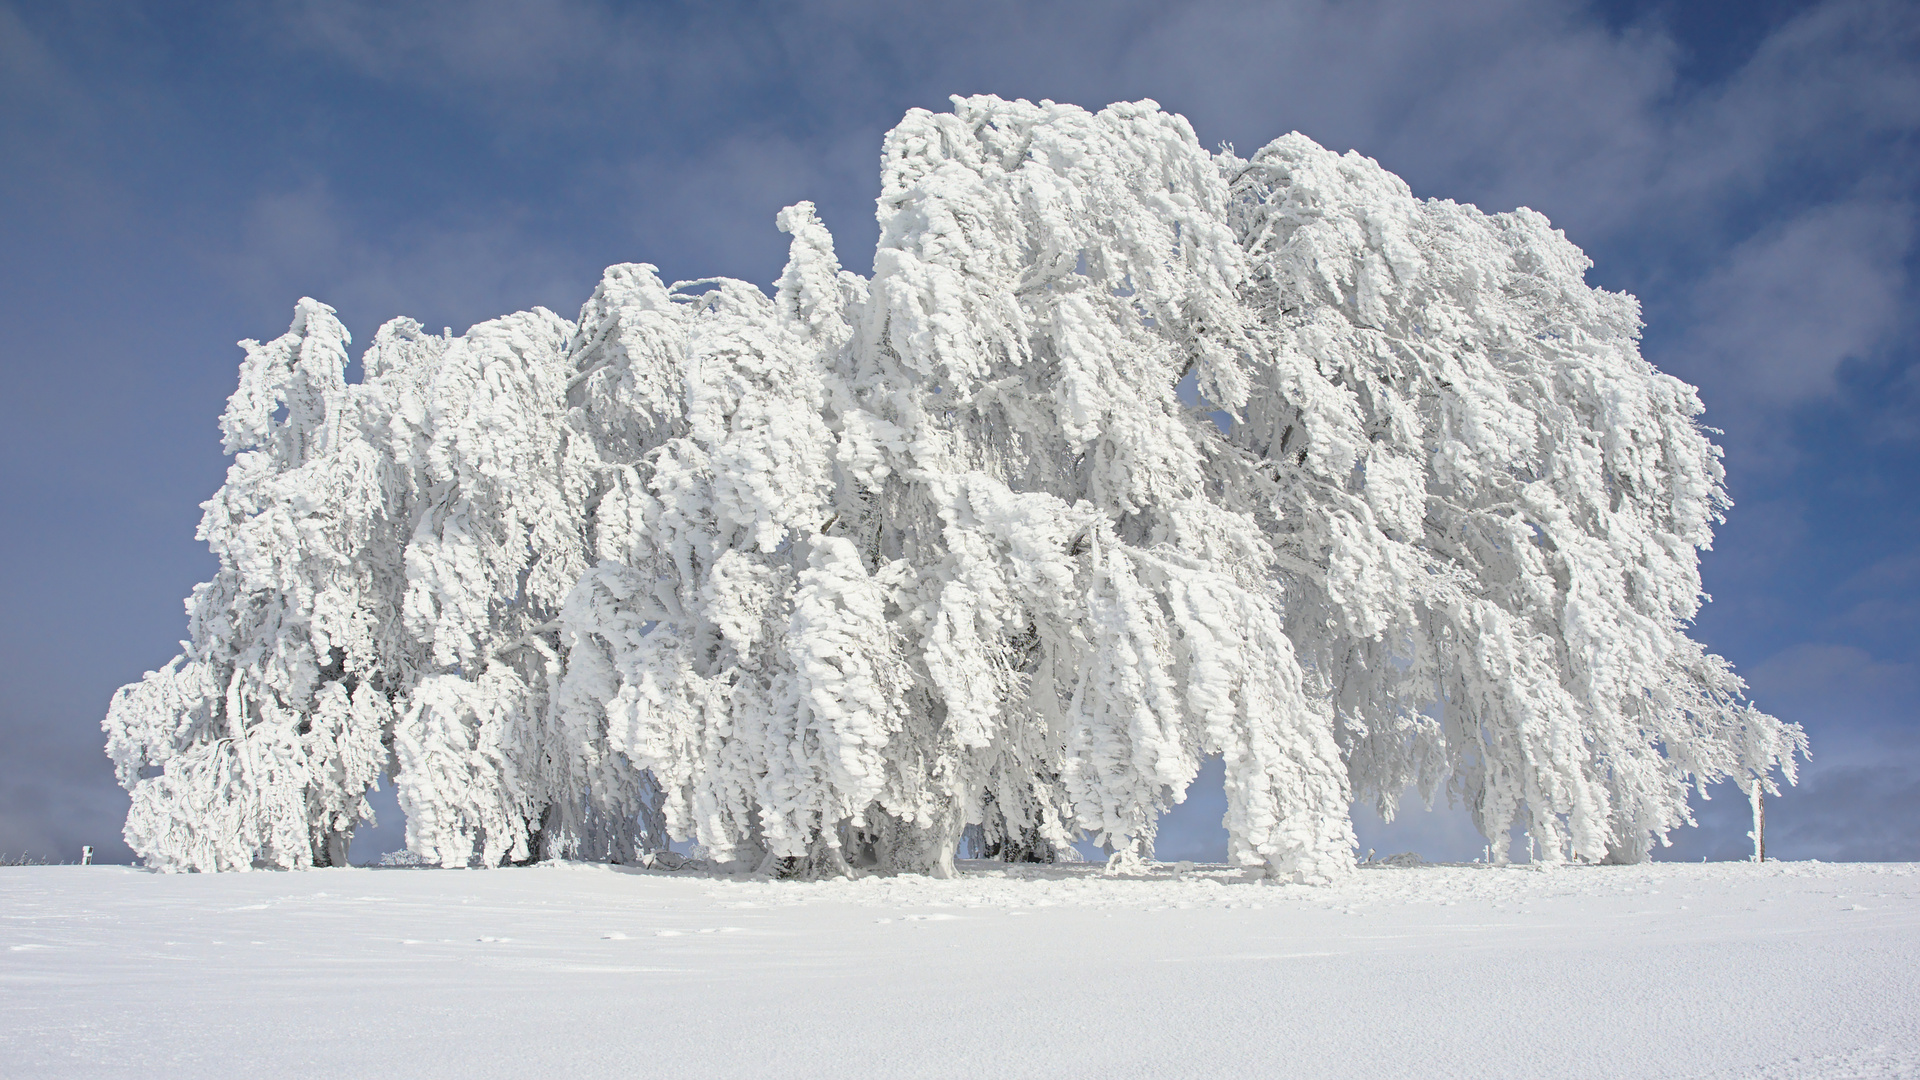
(104, 96, 1805, 881)
(3, 861, 1916, 1079)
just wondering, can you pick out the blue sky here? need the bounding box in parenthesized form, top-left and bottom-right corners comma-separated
(2, 0, 1914, 865)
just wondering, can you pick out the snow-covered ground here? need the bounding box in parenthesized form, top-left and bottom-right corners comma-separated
(3, 860, 1915, 1079)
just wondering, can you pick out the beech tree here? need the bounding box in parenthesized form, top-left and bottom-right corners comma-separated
(1217, 135, 1805, 864)
(824, 98, 1353, 881)
(554, 250, 865, 874)
(379, 308, 653, 869)
(105, 300, 395, 870)
(106, 95, 1804, 878)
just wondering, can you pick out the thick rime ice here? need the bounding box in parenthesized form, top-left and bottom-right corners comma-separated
(1217, 137, 1805, 864)
(105, 97, 1805, 879)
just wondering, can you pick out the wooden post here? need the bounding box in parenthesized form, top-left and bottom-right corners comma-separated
(1750, 779, 1765, 863)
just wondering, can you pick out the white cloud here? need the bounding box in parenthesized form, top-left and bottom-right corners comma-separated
(1744, 642, 1917, 748)
(274, 0, 616, 89)
(1837, 550, 1920, 639)
(221, 182, 590, 348)
(214, 129, 885, 347)
(1109, 0, 1681, 233)
(598, 128, 882, 283)
(1679, 197, 1913, 405)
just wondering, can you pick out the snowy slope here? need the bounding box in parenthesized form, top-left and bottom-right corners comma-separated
(3, 861, 1915, 1079)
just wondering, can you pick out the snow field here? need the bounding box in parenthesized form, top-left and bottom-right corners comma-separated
(3, 861, 1916, 1079)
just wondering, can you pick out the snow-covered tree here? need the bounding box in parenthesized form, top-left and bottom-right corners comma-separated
(1216, 134, 1807, 864)
(108, 95, 1801, 878)
(554, 208, 928, 876)
(825, 97, 1354, 881)
(555, 257, 844, 872)
(106, 303, 654, 871)
(106, 300, 398, 870)
(379, 306, 653, 869)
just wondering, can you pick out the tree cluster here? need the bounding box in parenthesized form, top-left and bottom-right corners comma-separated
(105, 97, 1805, 880)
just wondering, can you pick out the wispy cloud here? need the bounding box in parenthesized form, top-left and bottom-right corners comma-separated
(1831, 549, 1920, 647)
(1680, 198, 1912, 407)
(1745, 642, 1916, 746)
(218, 181, 590, 345)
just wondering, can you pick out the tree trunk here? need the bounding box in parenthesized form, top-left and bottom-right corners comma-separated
(310, 823, 350, 867)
